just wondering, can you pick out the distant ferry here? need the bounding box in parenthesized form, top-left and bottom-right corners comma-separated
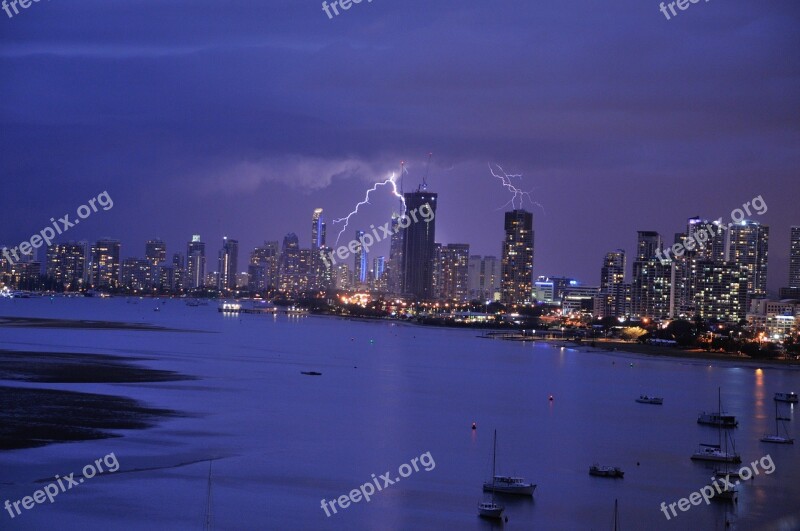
(775, 392, 798, 403)
(635, 395, 663, 405)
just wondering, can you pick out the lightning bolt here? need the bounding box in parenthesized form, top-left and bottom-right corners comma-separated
(488, 163, 544, 212)
(332, 171, 406, 246)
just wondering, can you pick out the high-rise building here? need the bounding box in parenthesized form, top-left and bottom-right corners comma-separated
(695, 261, 749, 322)
(145, 239, 167, 266)
(46, 242, 86, 291)
(789, 226, 800, 289)
(91, 239, 121, 289)
(386, 213, 405, 294)
(218, 237, 239, 291)
(248, 241, 279, 293)
(401, 192, 438, 299)
(354, 230, 368, 286)
(312, 208, 326, 249)
(171, 253, 185, 292)
(121, 258, 151, 291)
(372, 256, 386, 292)
(468, 255, 501, 301)
(632, 232, 671, 318)
(186, 235, 206, 289)
(726, 221, 769, 302)
(434, 243, 470, 301)
(597, 249, 627, 318)
(501, 209, 534, 305)
(279, 233, 301, 293)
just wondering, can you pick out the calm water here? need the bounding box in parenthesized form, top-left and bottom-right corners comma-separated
(1, 298, 798, 530)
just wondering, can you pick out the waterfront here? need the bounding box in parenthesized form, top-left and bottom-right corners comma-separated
(1, 298, 798, 530)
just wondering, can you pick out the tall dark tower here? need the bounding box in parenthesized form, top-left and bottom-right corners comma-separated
(501, 209, 534, 305)
(401, 190, 437, 299)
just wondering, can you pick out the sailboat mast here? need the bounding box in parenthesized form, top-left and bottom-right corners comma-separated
(204, 461, 213, 531)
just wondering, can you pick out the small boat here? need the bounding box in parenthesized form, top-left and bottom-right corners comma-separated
(636, 395, 663, 405)
(775, 392, 799, 403)
(482, 430, 536, 496)
(589, 464, 624, 478)
(691, 444, 741, 463)
(761, 401, 794, 444)
(483, 475, 536, 496)
(713, 468, 746, 481)
(697, 412, 738, 428)
(478, 430, 505, 520)
(300, 371, 322, 376)
(478, 501, 504, 520)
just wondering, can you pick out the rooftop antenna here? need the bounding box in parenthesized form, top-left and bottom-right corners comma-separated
(423, 152, 432, 190)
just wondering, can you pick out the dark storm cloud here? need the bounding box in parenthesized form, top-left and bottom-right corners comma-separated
(1, 0, 798, 288)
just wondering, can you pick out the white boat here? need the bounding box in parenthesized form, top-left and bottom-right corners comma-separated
(478, 430, 505, 520)
(635, 395, 663, 405)
(691, 444, 741, 463)
(483, 475, 536, 496)
(482, 430, 535, 496)
(761, 401, 794, 444)
(775, 392, 798, 403)
(478, 501, 504, 520)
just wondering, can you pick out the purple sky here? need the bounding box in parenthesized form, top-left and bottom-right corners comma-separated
(1, 0, 798, 293)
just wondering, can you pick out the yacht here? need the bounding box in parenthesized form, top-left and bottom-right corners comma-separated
(761, 401, 794, 444)
(483, 475, 536, 496)
(482, 430, 536, 496)
(692, 443, 741, 463)
(697, 412, 738, 428)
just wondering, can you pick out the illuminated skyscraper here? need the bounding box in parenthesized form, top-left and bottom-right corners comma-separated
(46, 242, 86, 291)
(145, 239, 167, 266)
(726, 220, 769, 302)
(218, 237, 239, 291)
(312, 208, 326, 249)
(186, 235, 206, 289)
(434, 243, 470, 301)
(789, 226, 800, 289)
(632, 231, 671, 318)
(91, 239, 121, 289)
(354, 230, 368, 285)
(501, 209, 534, 305)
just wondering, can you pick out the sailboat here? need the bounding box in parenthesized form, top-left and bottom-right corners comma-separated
(761, 401, 794, 444)
(482, 430, 536, 496)
(692, 388, 741, 463)
(711, 429, 738, 503)
(478, 430, 505, 520)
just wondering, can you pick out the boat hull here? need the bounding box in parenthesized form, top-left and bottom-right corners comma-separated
(760, 436, 794, 444)
(478, 505, 504, 519)
(691, 453, 741, 463)
(482, 483, 536, 496)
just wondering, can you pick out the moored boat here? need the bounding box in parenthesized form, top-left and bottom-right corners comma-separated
(589, 464, 624, 478)
(774, 392, 798, 403)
